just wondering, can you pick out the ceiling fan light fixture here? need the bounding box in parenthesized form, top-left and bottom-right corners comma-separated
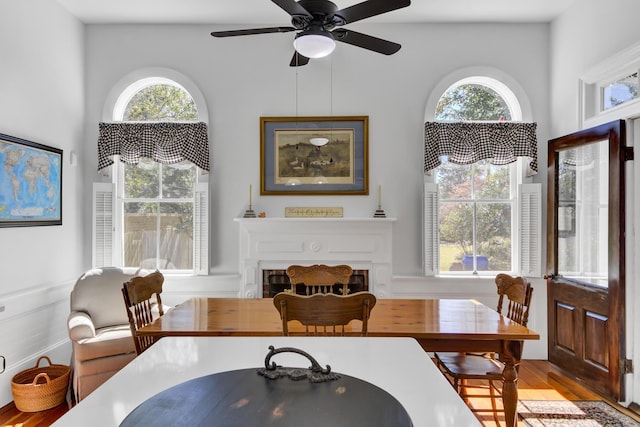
(293, 31, 336, 59)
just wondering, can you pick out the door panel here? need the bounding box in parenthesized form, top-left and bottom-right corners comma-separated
(584, 311, 608, 369)
(549, 281, 610, 386)
(547, 120, 627, 401)
(554, 302, 575, 352)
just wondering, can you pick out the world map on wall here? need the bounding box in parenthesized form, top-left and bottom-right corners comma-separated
(0, 138, 61, 223)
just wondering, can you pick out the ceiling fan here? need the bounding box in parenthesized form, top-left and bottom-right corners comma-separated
(210, 0, 411, 67)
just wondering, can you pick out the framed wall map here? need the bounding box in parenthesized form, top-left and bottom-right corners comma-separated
(0, 133, 62, 227)
(260, 116, 368, 195)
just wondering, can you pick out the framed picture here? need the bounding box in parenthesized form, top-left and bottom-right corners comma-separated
(0, 133, 63, 227)
(260, 116, 368, 195)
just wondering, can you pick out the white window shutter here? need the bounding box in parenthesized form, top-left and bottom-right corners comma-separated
(93, 182, 114, 268)
(423, 182, 439, 276)
(194, 181, 209, 275)
(518, 183, 542, 277)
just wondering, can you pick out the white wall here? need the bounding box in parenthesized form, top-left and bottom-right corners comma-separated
(550, 0, 640, 405)
(0, 0, 85, 406)
(550, 0, 640, 137)
(84, 22, 550, 276)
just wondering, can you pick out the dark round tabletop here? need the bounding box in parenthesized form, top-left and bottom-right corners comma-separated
(120, 368, 413, 427)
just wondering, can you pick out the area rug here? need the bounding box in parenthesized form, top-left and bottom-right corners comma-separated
(518, 400, 640, 426)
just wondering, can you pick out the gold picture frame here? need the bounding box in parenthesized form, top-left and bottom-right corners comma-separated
(260, 116, 368, 195)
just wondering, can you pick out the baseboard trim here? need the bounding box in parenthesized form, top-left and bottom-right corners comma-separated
(628, 401, 640, 417)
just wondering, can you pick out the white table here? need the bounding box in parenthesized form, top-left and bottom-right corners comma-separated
(53, 337, 481, 426)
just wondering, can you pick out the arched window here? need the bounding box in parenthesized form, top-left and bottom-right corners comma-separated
(113, 77, 199, 122)
(424, 73, 540, 277)
(94, 72, 209, 274)
(435, 77, 520, 121)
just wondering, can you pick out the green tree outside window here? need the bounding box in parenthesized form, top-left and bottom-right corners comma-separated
(121, 84, 198, 270)
(435, 83, 514, 273)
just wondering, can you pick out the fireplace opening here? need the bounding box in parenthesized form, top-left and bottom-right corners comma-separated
(262, 269, 369, 298)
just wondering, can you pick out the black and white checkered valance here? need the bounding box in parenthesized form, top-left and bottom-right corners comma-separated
(98, 122, 210, 171)
(424, 122, 538, 176)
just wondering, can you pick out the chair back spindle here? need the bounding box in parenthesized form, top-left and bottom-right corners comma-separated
(286, 264, 353, 295)
(495, 273, 533, 327)
(273, 292, 376, 336)
(122, 271, 165, 355)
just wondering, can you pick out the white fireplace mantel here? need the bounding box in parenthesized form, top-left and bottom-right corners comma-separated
(234, 217, 396, 298)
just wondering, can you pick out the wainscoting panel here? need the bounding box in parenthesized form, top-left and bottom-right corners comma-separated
(0, 280, 74, 407)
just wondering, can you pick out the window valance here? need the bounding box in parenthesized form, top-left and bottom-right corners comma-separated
(424, 122, 538, 176)
(98, 122, 210, 171)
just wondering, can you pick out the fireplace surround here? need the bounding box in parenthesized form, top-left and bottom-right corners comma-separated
(234, 217, 395, 298)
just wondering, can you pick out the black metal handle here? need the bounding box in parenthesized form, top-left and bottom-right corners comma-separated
(257, 345, 340, 383)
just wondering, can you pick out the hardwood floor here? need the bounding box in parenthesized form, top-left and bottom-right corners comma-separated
(1, 360, 639, 426)
(0, 401, 67, 427)
(470, 360, 640, 426)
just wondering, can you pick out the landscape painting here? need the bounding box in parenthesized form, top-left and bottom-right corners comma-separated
(274, 128, 354, 185)
(260, 116, 368, 195)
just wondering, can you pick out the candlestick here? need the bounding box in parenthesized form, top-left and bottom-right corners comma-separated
(243, 184, 257, 218)
(374, 184, 386, 218)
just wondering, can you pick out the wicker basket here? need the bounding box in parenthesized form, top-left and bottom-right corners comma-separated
(11, 356, 70, 412)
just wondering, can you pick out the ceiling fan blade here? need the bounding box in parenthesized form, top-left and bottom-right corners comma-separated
(332, 28, 401, 55)
(333, 0, 410, 25)
(289, 51, 310, 67)
(272, 0, 313, 18)
(211, 27, 295, 37)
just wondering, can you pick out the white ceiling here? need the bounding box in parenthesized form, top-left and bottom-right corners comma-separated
(56, 0, 578, 25)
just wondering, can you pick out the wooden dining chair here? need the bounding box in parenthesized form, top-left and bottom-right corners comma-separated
(273, 291, 377, 336)
(285, 264, 353, 295)
(122, 271, 165, 355)
(433, 274, 533, 426)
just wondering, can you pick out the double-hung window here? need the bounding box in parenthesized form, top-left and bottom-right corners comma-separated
(435, 158, 516, 273)
(424, 77, 541, 277)
(93, 78, 209, 274)
(119, 159, 199, 272)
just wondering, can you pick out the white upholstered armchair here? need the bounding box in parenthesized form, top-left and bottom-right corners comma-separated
(67, 267, 147, 402)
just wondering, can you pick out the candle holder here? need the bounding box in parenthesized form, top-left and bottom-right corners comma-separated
(373, 204, 386, 218)
(243, 205, 257, 218)
(244, 184, 256, 218)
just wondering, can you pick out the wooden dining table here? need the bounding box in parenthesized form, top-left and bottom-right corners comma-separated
(139, 297, 539, 427)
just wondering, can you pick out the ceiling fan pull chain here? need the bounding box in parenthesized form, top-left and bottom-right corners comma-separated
(330, 54, 333, 141)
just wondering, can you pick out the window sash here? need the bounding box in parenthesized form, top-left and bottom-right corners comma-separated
(423, 178, 541, 277)
(90, 162, 209, 274)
